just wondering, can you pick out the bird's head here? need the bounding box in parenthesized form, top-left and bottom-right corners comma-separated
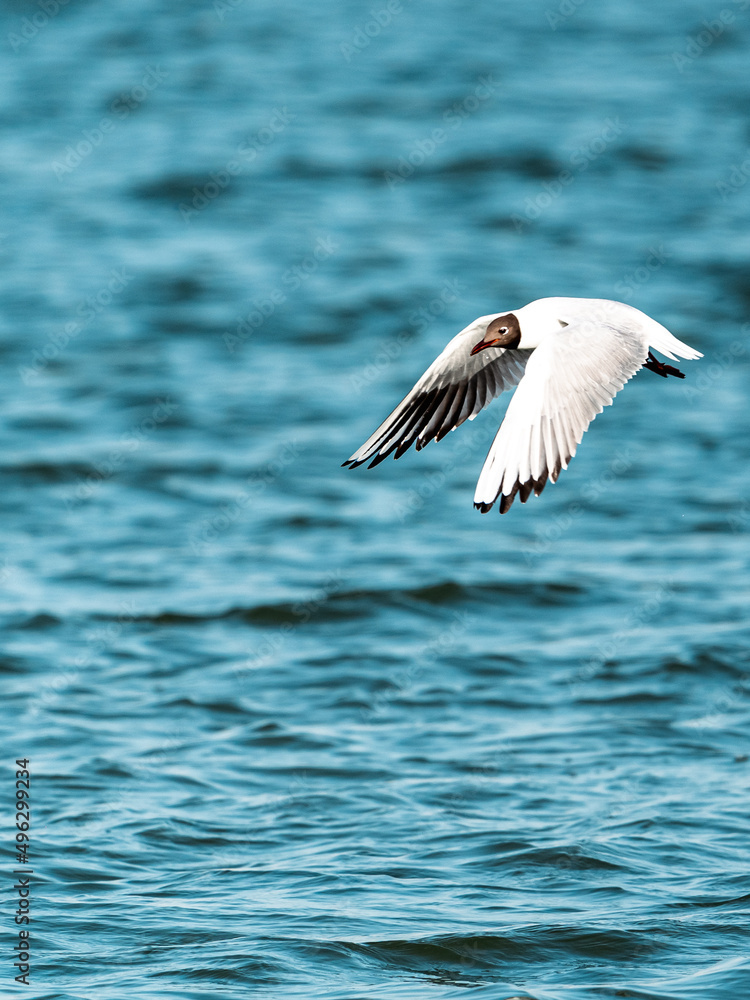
(470, 312, 522, 355)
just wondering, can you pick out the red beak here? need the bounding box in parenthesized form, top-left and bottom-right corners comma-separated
(470, 338, 499, 356)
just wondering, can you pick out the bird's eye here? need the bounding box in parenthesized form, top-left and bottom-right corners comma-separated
(499, 327, 508, 334)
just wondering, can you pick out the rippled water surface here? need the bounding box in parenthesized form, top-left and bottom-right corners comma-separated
(2, 1, 750, 998)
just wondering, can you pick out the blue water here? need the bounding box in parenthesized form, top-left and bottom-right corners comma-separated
(2, 1, 749, 997)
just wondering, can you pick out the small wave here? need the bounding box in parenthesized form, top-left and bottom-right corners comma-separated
(467, 843, 624, 872)
(333, 925, 666, 973)
(110, 578, 587, 627)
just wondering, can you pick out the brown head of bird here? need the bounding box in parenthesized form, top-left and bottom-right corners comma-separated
(470, 312, 522, 355)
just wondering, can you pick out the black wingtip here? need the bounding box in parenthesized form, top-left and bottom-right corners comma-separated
(519, 481, 533, 504)
(533, 471, 548, 497)
(474, 501, 494, 514)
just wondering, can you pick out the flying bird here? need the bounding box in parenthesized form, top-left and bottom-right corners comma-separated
(343, 297, 701, 513)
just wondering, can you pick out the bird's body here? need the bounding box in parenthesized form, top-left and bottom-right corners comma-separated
(343, 297, 702, 513)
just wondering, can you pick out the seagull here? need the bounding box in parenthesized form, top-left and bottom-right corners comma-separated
(343, 297, 701, 513)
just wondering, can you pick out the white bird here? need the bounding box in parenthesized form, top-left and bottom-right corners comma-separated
(343, 297, 702, 513)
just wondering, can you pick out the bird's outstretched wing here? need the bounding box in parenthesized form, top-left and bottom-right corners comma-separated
(473, 321, 648, 513)
(343, 332, 532, 469)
